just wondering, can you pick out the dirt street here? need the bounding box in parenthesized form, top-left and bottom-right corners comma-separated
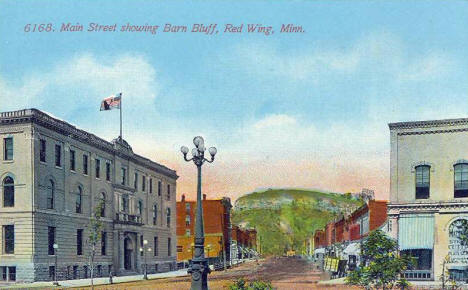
(72, 257, 359, 289)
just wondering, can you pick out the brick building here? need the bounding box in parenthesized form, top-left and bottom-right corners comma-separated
(231, 225, 257, 263)
(313, 200, 388, 266)
(176, 194, 232, 265)
(0, 109, 177, 282)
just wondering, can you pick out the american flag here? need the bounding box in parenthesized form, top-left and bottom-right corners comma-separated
(100, 93, 122, 111)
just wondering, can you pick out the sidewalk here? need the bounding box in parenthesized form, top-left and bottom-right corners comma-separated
(0, 269, 189, 289)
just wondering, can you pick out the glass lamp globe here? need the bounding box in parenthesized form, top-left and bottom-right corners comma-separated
(209, 147, 217, 156)
(198, 145, 206, 152)
(193, 136, 204, 147)
(180, 146, 189, 154)
(192, 148, 198, 157)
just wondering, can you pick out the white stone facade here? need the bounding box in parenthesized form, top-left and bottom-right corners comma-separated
(389, 118, 468, 281)
(0, 109, 178, 282)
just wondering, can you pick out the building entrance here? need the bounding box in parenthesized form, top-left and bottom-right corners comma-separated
(124, 237, 134, 270)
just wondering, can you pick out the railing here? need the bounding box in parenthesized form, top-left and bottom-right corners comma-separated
(403, 270, 432, 280)
(114, 213, 143, 225)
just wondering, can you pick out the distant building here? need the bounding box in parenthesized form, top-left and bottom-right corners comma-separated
(313, 200, 388, 269)
(176, 194, 232, 266)
(0, 109, 178, 283)
(388, 118, 468, 281)
(231, 226, 257, 264)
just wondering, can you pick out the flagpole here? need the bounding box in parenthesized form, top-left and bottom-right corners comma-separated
(120, 93, 123, 140)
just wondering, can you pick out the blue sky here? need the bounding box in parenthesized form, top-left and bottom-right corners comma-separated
(1, 0, 468, 200)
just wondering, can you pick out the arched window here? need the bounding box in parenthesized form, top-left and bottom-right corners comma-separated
(3, 176, 14, 207)
(76, 187, 82, 213)
(415, 165, 430, 199)
(166, 208, 171, 228)
(138, 200, 143, 216)
(455, 163, 468, 198)
(47, 180, 55, 209)
(153, 204, 158, 225)
(100, 192, 106, 217)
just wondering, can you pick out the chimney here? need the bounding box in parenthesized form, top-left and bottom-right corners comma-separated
(181, 194, 185, 202)
(203, 194, 207, 200)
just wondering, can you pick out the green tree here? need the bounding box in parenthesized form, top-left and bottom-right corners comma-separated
(86, 200, 104, 289)
(346, 230, 413, 290)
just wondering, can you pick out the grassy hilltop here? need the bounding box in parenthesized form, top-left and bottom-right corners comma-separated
(232, 188, 363, 256)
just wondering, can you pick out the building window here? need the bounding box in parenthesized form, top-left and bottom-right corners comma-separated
(3, 225, 14, 254)
(77, 229, 83, 255)
(95, 159, 100, 178)
(140, 235, 144, 256)
(3, 176, 14, 207)
(167, 184, 171, 200)
(158, 181, 162, 196)
(73, 266, 78, 279)
(83, 154, 88, 175)
(154, 237, 158, 256)
(97, 265, 102, 277)
(455, 163, 468, 198)
(138, 200, 143, 216)
(49, 266, 55, 281)
(40, 139, 46, 162)
(55, 144, 61, 167)
(415, 165, 430, 199)
(121, 167, 126, 185)
(100, 192, 106, 217)
(0, 266, 16, 282)
(185, 203, 190, 214)
(101, 231, 107, 255)
(83, 266, 88, 278)
(48, 226, 56, 255)
(185, 229, 190, 236)
(3, 137, 13, 161)
(166, 208, 171, 228)
(149, 178, 153, 193)
(168, 237, 171, 256)
(134, 173, 138, 190)
(121, 195, 129, 213)
(186, 215, 190, 226)
(142, 176, 146, 192)
(76, 187, 83, 213)
(47, 180, 55, 209)
(106, 162, 111, 181)
(153, 204, 158, 225)
(70, 150, 76, 171)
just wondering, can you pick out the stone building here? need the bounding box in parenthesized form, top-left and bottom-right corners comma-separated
(176, 194, 231, 266)
(0, 109, 178, 282)
(388, 118, 468, 281)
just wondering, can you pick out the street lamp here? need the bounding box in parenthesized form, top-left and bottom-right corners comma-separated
(181, 136, 217, 290)
(53, 243, 59, 286)
(142, 239, 148, 280)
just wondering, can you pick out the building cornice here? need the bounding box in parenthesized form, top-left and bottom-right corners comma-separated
(389, 118, 468, 130)
(388, 201, 468, 213)
(0, 109, 178, 179)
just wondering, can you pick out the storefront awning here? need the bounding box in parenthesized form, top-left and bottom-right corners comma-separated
(344, 243, 360, 255)
(447, 264, 468, 271)
(398, 214, 434, 250)
(314, 248, 325, 254)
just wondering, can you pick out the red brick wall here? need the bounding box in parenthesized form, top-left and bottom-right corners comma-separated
(369, 200, 388, 231)
(335, 219, 345, 243)
(314, 230, 326, 249)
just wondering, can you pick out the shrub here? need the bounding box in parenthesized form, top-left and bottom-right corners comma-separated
(228, 278, 274, 290)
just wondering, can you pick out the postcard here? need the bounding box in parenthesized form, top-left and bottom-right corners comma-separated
(0, 1, 467, 289)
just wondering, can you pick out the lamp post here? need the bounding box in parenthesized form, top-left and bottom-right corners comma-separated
(53, 243, 59, 286)
(181, 136, 217, 290)
(141, 239, 148, 280)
